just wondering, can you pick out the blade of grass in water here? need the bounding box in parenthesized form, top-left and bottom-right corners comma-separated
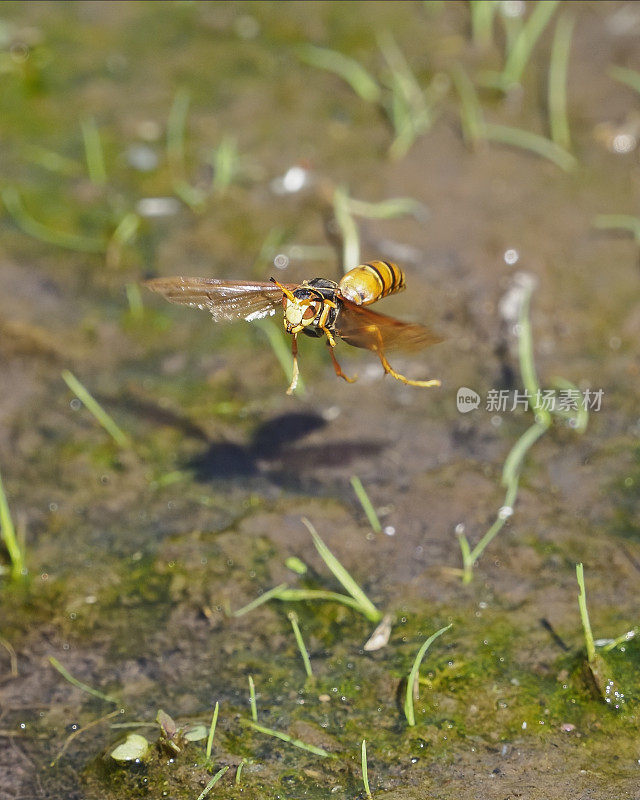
(255, 319, 305, 394)
(576, 563, 596, 663)
(333, 185, 361, 270)
(470, 0, 499, 50)
(232, 583, 290, 617)
(594, 214, 640, 243)
(301, 518, 381, 622)
(483, 123, 576, 172)
(80, 116, 107, 187)
(196, 766, 229, 800)
(350, 476, 382, 533)
(167, 88, 206, 212)
(62, 370, 131, 449)
(0, 636, 18, 677)
(235, 759, 246, 784)
(361, 739, 373, 799)
(288, 611, 313, 678)
(107, 212, 140, 269)
(1, 187, 106, 253)
(273, 587, 379, 619)
(211, 134, 239, 195)
(451, 63, 485, 148)
(242, 720, 333, 758)
(205, 701, 219, 762)
(345, 195, 427, 221)
(22, 145, 82, 177)
(501, 0, 559, 88)
(404, 624, 452, 726)
(125, 283, 144, 321)
(49, 656, 118, 704)
(296, 44, 382, 104)
(608, 65, 640, 95)
(0, 468, 25, 580)
(457, 277, 586, 582)
(547, 14, 575, 151)
(248, 675, 257, 722)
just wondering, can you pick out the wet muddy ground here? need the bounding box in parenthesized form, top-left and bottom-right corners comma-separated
(1, 2, 639, 798)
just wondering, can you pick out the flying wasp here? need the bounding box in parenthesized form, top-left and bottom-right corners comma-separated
(146, 260, 441, 395)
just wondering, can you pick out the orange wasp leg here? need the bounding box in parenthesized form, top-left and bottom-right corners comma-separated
(370, 327, 441, 388)
(286, 333, 300, 395)
(325, 337, 357, 383)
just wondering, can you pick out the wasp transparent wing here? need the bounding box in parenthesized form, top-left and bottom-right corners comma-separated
(145, 277, 292, 323)
(336, 298, 442, 353)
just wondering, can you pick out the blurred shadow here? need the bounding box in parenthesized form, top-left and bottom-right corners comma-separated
(188, 411, 385, 484)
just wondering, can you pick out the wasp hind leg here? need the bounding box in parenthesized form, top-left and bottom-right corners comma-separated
(286, 334, 300, 395)
(375, 340, 441, 388)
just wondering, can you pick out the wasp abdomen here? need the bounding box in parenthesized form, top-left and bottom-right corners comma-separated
(338, 261, 405, 306)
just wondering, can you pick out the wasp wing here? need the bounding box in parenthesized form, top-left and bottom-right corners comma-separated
(335, 298, 442, 353)
(145, 277, 293, 323)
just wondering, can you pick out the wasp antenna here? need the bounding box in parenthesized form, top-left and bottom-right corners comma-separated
(270, 277, 297, 302)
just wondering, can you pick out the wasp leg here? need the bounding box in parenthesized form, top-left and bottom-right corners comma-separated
(376, 348, 441, 387)
(368, 326, 440, 388)
(325, 337, 357, 383)
(286, 334, 300, 395)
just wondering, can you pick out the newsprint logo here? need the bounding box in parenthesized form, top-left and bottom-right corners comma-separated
(456, 387, 604, 414)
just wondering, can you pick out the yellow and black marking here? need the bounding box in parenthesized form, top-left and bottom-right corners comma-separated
(338, 260, 406, 306)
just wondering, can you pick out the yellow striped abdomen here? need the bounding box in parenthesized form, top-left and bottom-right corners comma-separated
(338, 261, 406, 306)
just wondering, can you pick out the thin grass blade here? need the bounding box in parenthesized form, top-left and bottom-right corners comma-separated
(62, 370, 131, 449)
(301, 517, 381, 622)
(404, 624, 452, 726)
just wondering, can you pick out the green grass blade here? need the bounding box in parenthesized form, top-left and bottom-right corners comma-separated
(548, 14, 575, 151)
(62, 370, 131, 449)
(608, 65, 640, 95)
(167, 88, 206, 212)
(345, 196, 426, 221)
(107, 212, 140, 269)
(333, 185, 361, 270)
(451, 62, 485, 148)
(22, 145, 82, 176)
(1, 186, 106, 253)
(404, 624, 452, 726)
(502, 0, 559, 87)
(361, 739, 373, 799)
(196, 766, 229, 800)
(248, 675, 257, 722)
(483, 123, 576, 172)
(288, 611, 313, 678)
(211, 134, 239, 195)
(273, 587, 379, 618)
(232, 583, 290, 617)
(470, 0, 499, 50)
(242, 720, 333, 758)
(49, 656, 118, 704)
(296, 44, 382, 104)
(594, 214, 640, 243)
(301, 517, 381, 622)
(350, 476, 382, 533)
(0, 468, 25, 580)
(601, 628, 638, 654)
(80, 115, 107, 187)
(576, 563, 596, 664)
(125, 283, 144, 320)
(205, 701, 219, 761)
(235, 759, 246, 784)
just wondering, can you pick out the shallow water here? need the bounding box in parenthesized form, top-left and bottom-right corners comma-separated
(0, 2, 639, 798)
